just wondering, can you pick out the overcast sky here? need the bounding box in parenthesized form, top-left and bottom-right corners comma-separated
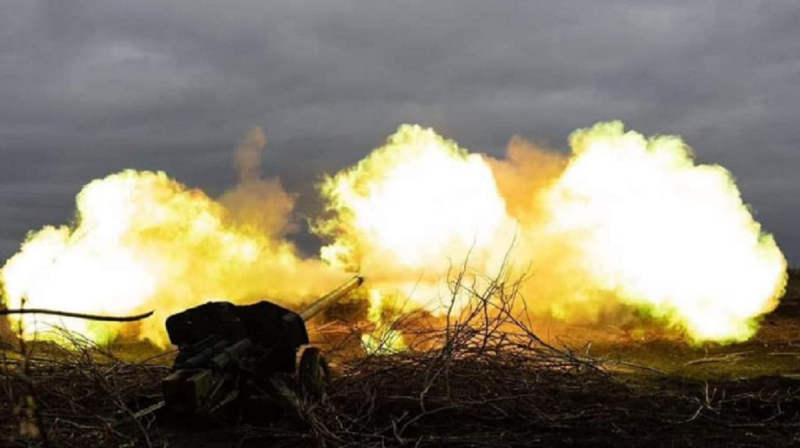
(1, 0, 798, 265)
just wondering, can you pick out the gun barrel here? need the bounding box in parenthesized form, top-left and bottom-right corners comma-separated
(299, 275, 364, 321)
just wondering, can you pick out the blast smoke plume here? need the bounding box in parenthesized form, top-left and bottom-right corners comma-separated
(0, 122, 788, 346)
(316, 122, 787, 343)
(221, 127, 297, 238)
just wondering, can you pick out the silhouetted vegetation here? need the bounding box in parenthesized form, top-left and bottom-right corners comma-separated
(3, 268, 800, 447)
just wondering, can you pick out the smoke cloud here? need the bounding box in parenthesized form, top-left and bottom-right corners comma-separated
(0, 129, 345, 346)
(316, 122, 787, 343)
(0, 122, 789, 346)
(221, 127, 298, 238)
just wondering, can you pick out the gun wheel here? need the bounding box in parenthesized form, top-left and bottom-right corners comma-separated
(298, 346, 330, 403)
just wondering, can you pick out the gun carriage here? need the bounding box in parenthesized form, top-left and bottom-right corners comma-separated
(160, 275, 364, 415)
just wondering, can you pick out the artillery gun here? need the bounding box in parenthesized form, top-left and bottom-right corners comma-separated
(157, 275, 364, 416)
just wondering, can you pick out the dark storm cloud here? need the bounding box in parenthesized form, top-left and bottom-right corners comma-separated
(1, 0, 798, 262)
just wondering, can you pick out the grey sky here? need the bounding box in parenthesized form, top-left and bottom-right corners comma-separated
(1, 0, 798, 265)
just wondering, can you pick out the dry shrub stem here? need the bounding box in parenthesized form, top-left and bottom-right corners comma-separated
(1, 329, 169, 447)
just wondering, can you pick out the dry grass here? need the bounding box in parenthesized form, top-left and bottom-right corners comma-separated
(1, 332, 170, 447)
(3, 267, 800, 447)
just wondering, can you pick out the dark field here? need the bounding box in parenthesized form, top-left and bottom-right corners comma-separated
(3, 271, 800, 447)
